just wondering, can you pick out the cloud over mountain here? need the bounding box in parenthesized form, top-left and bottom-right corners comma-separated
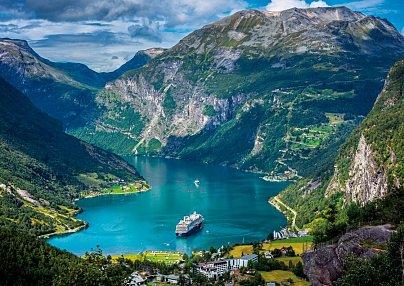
(266, 0, 329, 11)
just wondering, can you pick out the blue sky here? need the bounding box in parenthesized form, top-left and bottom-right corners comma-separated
(0, 0, 402, 71)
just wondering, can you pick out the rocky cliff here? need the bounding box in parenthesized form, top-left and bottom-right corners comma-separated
(70, 7, 404, 180)
(303, 225, 393, 286)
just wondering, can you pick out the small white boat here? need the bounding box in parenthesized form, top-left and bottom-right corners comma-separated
(194, 179, 200, 187)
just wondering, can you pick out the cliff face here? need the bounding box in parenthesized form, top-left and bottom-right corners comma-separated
(70, 7, 404, 179)
(326, 135, 388, 205)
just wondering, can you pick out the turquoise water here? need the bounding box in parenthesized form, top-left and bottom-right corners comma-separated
(48, 156, 288, 255)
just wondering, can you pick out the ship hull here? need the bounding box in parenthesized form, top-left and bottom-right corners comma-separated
(176, 222, 203, 237)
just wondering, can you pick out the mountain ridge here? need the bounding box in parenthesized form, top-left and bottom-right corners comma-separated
(0, 38, 160, 127)
(70, 6, 404, 181)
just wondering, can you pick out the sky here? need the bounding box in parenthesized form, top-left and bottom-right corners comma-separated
(0, 0, 402, 72)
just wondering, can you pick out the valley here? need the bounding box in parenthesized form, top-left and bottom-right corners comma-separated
(0, 4, 403, 286)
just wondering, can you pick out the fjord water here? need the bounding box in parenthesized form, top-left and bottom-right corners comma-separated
(48, 156, 288, 255)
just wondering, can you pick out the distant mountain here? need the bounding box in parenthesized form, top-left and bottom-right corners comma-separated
(0, 38, 157, 127)
(0, 76, 148, 236)
(71, 7, 404, 179)
(104, 48, 166, 81)
(279, 59, 404, 228)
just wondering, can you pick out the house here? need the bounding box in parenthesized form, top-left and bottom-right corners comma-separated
(155, 273, 180, 284)
(127, 272, 145, 286)
(166, 274, 180, 284)
(267, 282, 276, 286)
(281, 247, 287, 255)
(264, 251, 273, 259)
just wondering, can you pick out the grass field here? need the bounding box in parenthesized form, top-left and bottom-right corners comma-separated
(259, 270, 311, 286)
(111, 251, 183, 264)
(229, 236, 313, 257)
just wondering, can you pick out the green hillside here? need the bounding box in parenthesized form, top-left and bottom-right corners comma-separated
(277, 59, 404, 240)
(0, 77, 148, 236)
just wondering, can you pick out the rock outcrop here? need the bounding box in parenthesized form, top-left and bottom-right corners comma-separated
(303, 225, 393, 286)
(343, 135, 388, 205)
(326, 134, 388, 205)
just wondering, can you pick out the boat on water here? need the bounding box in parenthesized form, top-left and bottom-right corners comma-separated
(175, 211, 204, 237)
(194, 179, 200, 187)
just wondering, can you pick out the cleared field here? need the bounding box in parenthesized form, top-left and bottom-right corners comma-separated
(229, 245, 254, 257)
(112, 251, 183, 264)
(229, 236, 313, 257)
(259, 270, 311, 286)
(263, 237, 313, 255)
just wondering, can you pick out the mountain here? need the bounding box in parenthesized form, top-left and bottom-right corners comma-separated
(278, 59, 404, 229)
(0, 38, 157, 127)
(70, 7, 404, 179)
(104, 48, 166, 81)
(0, 76, 148, 236)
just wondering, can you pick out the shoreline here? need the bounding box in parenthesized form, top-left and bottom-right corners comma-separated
(40, 222, 89, 239)
(81, 185, 151, 199)
(268, 195, 298, 230)
(43, 181, 151, 240)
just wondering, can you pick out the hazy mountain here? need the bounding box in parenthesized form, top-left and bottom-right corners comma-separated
(0, 38, 157, 127)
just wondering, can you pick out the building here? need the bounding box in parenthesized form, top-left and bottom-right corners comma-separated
(127, 272, 145, 286)
(238, 254, 258, 267)
(155, 273, 181, 284)
(264, 251, 273, 259)
(197, 260, 228, 279)
(196, 254, 259, 278)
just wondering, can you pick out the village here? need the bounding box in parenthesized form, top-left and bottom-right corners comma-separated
(120, 232, 313, 286)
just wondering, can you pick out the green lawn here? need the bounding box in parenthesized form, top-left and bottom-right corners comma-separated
(112, 251, 183, 264)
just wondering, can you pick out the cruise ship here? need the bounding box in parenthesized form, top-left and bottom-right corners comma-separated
(175, 211, 204, 237)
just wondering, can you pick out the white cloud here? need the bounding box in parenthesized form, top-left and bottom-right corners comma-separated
(266, 0, 329, 12)
(339, 0, 384, 10)
(0, 0, 250, 71)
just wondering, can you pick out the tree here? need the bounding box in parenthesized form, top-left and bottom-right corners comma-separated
(293, 261, 305, 278)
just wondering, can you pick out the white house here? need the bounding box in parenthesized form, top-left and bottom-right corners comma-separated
(264, 251, 273, 259)
(127, 272, 145, 286)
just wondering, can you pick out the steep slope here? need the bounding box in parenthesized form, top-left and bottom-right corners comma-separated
(71, 7, 404, 179)
(0, 77, 148, 236)
(279, 59, 404, 228)
(0, 38, 158, 127)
